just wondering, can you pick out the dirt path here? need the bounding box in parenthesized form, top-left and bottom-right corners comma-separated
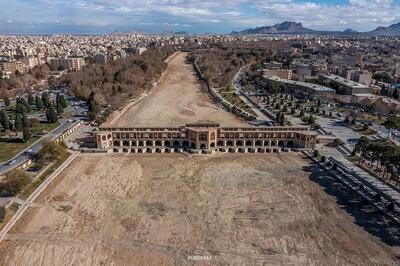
(109, 52, 247, 127)
(0, 154, 398, 265)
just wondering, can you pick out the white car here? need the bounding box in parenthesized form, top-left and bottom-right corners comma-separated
(7, 159, 16, 165)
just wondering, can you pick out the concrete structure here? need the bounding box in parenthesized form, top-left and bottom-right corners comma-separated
(0, 60, 24, 74)
(264, 76, 336, 97)
(96, 123, 317, 153)
(50, 57, 85, 71)
(320, 74, 372, 95)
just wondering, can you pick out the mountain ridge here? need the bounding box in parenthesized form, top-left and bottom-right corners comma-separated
(231, 21, 400, 35)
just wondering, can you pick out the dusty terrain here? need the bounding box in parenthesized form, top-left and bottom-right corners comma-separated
(1, 154, 398, 265)
(0, 51, 399, 266)
(108, 52, 247, 127)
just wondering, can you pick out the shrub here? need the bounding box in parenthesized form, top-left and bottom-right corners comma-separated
(320, 156, 327, 163)
(0, 206, 5, 222)
(36, 141, 69, 162)
(0, 169, 31, 196)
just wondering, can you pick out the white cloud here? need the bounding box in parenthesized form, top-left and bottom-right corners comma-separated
(1, 0, 400, 33)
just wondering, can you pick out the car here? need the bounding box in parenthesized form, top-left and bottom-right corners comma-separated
(7, 159, 16, 165)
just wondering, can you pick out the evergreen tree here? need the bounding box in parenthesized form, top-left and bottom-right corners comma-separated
(41, 92, 51, 108)
(46, 106, 58, 123)
(23, 127, 31, 142)
(14, 113, 23, 131)
(56, 102, 64, 115)
(16, 97, 31, 113)
(58, 95, 67, 109)
(28, 93, 35, 106)
(279, 113, 285, 126)
(393, 89, 399, 100)
(3, 96, 10, 107)
(308, 115, 315, 124)
(35, 95, 44, 110)
(0, 110, 11, 130)
(22, 113, 30, 128)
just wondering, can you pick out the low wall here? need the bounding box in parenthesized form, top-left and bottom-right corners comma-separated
(54, 121, 84, 144)
(193, 62, 256, 121)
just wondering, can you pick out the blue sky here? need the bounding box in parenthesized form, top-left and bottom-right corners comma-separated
(0, 0, 399, 34)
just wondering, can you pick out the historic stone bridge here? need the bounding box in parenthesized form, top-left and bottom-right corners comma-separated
(95, 123, 317, 154)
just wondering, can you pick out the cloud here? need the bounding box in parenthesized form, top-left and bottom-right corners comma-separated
(1, 0, 400, 33)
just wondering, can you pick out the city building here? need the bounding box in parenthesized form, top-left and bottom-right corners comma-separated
(320, 74, 372, 95)
(263, 69, 293, 80)
(50, 57, 85, 71)
(264, 76, 336, 97)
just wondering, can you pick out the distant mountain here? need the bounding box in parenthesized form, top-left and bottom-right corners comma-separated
(343, 28, 357, 33)
(231, 21, 314, 35)
(370, 22, 400, 35)
(174, 31, 189, 35)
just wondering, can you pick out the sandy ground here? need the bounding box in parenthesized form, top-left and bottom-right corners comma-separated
(0, 153, 398, 265)
(108, 52, 247, 127)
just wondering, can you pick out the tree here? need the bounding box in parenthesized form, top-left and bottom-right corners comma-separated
(22, 113, 30, 128)
(300, 110, 305, 117)
(41, 92, 51, 108)
(14, 113, 23, 131)
(35, 95, 44, 110)
(0, 206, 4, 222)
(15, 102, 26, 114)
(279, 113, 285, 126)
(3, 96, 10, 107)
(308, 115, 315, 124)
(28, 93, 35, 106)
(23, 127, 31, 142)
(345, 116, 351, 123)
(320, 156, 327, 163)
(46, 106, 58, 123)
(56, 102, 64, 115)
(314, 150, 320, 157)
(0, 169, 31, 196)
(0, 110, 11, 130)
(291, 108, 296, 115)
(393, 89, 400, 100)
(58, 94, 67, 109)
(383, 116, 400, 131)
(333, 138, 344, 147)
(16, 97, 31, 113)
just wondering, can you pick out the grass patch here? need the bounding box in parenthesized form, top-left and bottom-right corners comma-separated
(0, 137, 40, 163)
(0, 203, 19, 231)
(0, 121, 60, 163)
(19, 144, 70, 200)
(31, 121, 60, 135)
(221, 92, 257, 116)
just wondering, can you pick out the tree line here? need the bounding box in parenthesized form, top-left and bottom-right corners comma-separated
(60, 46, 176, 120)
(354, 137, 400, 184)
(1, 92, 66, 142)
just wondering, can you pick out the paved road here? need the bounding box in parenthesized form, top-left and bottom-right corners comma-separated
(0, 103, 87, 176)
(232, 67, 273, 123)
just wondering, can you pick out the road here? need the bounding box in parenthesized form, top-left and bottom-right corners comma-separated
(0, 103, 87, 176)
(0, 152, 78, 242)
(232, 67, 273, 123)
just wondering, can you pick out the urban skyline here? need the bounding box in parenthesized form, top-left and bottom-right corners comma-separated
(1, 0, 400, 34)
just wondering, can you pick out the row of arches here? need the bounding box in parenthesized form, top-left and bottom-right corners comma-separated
(113, 139, 295, 149)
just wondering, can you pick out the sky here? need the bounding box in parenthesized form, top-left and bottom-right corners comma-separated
(0, 0, 399, 34)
